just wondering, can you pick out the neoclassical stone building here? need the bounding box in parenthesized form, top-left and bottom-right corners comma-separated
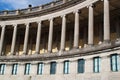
(0, 0, 120, 80)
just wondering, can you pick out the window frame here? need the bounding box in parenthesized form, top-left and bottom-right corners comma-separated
(93, 57, 101, 73)
(24, 63, 31, 75)
(110, 54, 120, 72)
(78, 59, 85, 73)
(0, 64, 5, 75)
(12, 63, 18, 75)
(63, 60, 69, 74)
(50, 62, 56, 75)
(37, 62, 43, 75)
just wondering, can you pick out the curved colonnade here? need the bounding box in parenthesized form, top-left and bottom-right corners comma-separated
(0, 0, 120, 80)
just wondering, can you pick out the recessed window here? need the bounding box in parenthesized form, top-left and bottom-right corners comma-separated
(93, 57, 101, 73)
(24, 63, 31, 75)
(63, 60, 69, 74)
(37, 63, 43, 75)
(78, 59, 85, 73)
(110, 54, 120, 72)
(50, 62, 56, 74)
(0, 64, 5, 75)
(12, 63, 18, 75)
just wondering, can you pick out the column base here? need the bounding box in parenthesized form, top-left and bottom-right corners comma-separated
(48, 50, 52, 53)
(58, 49, 65, 55)
(84, 44, 88, 48)
(116, 38, 120, 41)
(103, 40, 110, 44)
(60, 49, 65, 52)
(22, 52, 27, 55)
(35, 52, 40, 54)
(87, 44, 94, 47)
(8, 52, 17, 56)
(73, 46, 79, 49)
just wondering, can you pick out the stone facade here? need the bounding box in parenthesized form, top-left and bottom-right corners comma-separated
(0, 0, 120, 80)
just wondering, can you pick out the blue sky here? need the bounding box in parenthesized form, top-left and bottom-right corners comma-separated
(0, 0, 53, 11)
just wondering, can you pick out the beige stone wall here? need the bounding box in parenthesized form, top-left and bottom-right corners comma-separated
(0, 49, 120, 80)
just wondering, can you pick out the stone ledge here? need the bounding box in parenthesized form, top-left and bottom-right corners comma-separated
(0, 40, 120, 62)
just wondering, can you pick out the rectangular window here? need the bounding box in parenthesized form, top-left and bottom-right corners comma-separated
(93, 57, 101, 73)
(78, 59, 85, 73)
(50, 62, 56, 74)
(12, 63, 18, 75)
(63, 60, 69, 74)
(37, 63, 43, 75)
(111, 54, 120, 72)
(0, 64, 5, 75)
(117, 55, 120, 71)
(24, 63, 31, 75)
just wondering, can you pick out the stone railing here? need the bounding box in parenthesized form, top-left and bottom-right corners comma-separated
(0, 0, 85, 16)
(0, 0, 63, 16)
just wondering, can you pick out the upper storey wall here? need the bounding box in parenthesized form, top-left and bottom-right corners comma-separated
(0, 0, 99, 25)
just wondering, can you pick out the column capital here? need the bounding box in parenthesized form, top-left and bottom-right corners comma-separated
(61, 14, 66, 18)
(73, 10, 81, 14)
(87, 4, 95, 8)
(24, 23, 29, 26)
(12, 24, 17, 27)
(49, 17, 54, 21)
(0, 25, 6, 28)
(37, 21, 42, 24)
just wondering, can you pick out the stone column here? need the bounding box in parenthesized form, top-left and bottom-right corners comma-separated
(73, 10, 79, 48)
(60, 15, 66, 51)
(0, 25, 5, 56)
(23, 23, 29, 54)
(35, 22, 42, 54)
(48, 18, 53, 53)
(10, 24, 17, 55)
(88, 4, 94, 45)
(103, 0, 110, 42)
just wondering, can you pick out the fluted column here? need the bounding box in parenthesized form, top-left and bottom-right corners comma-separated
(73, 10, 79, 48)
(48, 18, 53, 53)
(23, 23, 29, 54)
(88, 4, 94, 45)
(60, 15, 66, 51)
(0, 25, 5, 55)
(103, 0, 110, 42)
(35, 22, 42, 54)
(10, 24, 17, 55)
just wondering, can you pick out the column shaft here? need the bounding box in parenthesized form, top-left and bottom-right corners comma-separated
(60, 15, 66, 51)
(23, 23, 29, 54)
(88, 5, 94, 45)
(48, 18, 53, 53)
(10, 25, 17, 55)
(0, 26, 5, 55)
(73, 11, 79, 48)
(35, 22, 42, 53)
(104, 0, 110, 41)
